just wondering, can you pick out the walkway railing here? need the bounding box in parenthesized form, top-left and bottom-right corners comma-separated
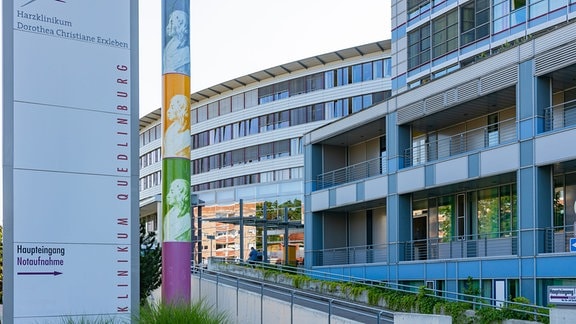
(404, 117, 517, 167)
(198, 259, 549, 323)
(544, 98, 576, 131)
(316, 156, 386, 190)
(193, 261, 395, 323)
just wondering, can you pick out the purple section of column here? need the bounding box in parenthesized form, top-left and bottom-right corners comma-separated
(162, 241, 191, 304)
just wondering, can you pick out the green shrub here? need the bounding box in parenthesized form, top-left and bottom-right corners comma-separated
(140, 224, 161, 305)
(138, 300, 229, 324)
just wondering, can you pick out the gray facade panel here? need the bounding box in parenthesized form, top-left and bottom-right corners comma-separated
(520, 140, 534, 167)
(329, 188, 336, 208)
(357, 182, 365, 202)
(425, 164, 435, 187)
(518, 60, 535, 120)
(468, 153, 479, 178)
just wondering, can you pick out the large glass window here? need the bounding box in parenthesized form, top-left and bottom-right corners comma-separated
(324, 70, 335, 89)
(373, 60, 383, 79)
(529, 0, 547, 20)
(511, 0, 527, 25)
(408, 0, 431, 19)
(438, 196, 454, 242)
(352, 64, 363, 83)
(554, 175, 565, 230)
(352, 96, 363, 113)
(362, 62, 373, 81)
(408, 23, 431, 69)
(477, 185, 516, 238)
(493, 0, 510, 33)
(478, 187, 500, 238)
(461, 0, 490, 46)
(432, 9, 458, 59)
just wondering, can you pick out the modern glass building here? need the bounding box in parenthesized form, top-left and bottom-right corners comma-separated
(139, 41, 392, 261)
(304, 0, 576, 306)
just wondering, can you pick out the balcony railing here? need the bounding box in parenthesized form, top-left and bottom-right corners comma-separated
(309, 242, 389, 266)
(308, 231, 520, 267)
(403, 231, 518, 261)
(316, 156, 386, 190)
(544, 98, 576, 131)
(404, 117, 517, 167)
(543, 225, 576, 254)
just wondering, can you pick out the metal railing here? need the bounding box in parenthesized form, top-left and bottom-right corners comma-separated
(193, 261, 395, 323)
(308, 230, 520, 266)
(542, 225, 576, 254)
(316, 156, 386, 190)
(198, 259, 549, 323)
(404, 117, 517, 167)
(544, 98, 576, 131)
(403, 232, 518, 261)
(310, 242, 389, 266)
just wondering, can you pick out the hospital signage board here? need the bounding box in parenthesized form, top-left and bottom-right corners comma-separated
(3, 1, 139, 322)
(548, 286, 576, 306)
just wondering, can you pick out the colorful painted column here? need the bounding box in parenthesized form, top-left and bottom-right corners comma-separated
(161, 0, 191, 305)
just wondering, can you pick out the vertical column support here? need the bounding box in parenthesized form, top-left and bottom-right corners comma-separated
(240, 199, 245, 261)
(263, 204, 268, 263)
(161, 0, 192, 305)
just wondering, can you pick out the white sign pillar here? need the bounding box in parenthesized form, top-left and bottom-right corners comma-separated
(3, 1, 139, 322)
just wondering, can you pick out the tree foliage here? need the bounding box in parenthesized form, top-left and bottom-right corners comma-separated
(140, 223, 161, 305)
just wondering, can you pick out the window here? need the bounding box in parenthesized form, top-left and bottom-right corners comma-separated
(383, 58, 392, 77)
(362, 62, 373, 81)
(432, 9, 458, 59)
(231, 93, 244, 112)
(336, 67, 349, 86)
(208, 102, 219, 119)
(306, 72, 324, 92)
(290, 77, 306, 95)
(197, 105, 208, 122)
(258, 85, 274, 104)
(373, 60, 384, 79)
(510, 0, 526, 25)
(219, 97, 231, 115)
(408, 24, 431, 69)
(408, 0, 431, 19)
(461, 0, 490, 46)
(352, 64, 363, 83)
(290, 107, 307, 126)
(487, 113, 499, 147)
(511, 0, 525, 10)
(309, 103, 325, 122)
(324, 70, 335, 89)
(352, 96, 363, 113)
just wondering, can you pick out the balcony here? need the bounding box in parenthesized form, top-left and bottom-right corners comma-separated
(403, 231, 518, 261)
(544, 98, 576, 132)
(316, 156, 386, 190)
(404, 117, 517, 167)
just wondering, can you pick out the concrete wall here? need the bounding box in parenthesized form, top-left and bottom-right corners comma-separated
(191, 275, 465, 324)
(549, 308, 576, 324)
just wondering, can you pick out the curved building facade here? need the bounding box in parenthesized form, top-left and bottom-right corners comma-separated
(139, 40, 392, 262)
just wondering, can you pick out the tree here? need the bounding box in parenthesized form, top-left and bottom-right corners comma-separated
(140, 223, 161, 305)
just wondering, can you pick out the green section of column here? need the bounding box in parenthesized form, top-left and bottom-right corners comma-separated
(162, 158, 191, 242)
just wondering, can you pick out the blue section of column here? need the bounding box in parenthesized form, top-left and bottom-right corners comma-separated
(304, 143, 324, 267)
